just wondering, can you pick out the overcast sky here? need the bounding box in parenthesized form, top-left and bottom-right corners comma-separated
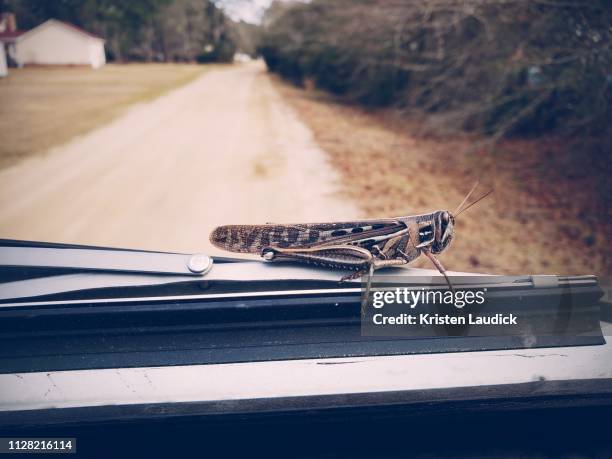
(218, 0, 305, 24)
(217, 0, 274, 24)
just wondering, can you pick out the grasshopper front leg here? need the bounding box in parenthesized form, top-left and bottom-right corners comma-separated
(422, 249, 454, 294)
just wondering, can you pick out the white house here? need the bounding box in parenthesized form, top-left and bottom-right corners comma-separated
(13, 19, 105, 69)
(0, 44, 6, 77)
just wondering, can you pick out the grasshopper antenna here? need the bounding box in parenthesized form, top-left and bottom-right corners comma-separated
(454, 181, 480, 215)
(455, 188, 494, 217)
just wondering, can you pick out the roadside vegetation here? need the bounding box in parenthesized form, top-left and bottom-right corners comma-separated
(0, 64, 208, 168)
(261, 0, 611, 277)
(261, 1, 609, 139)
(275, 79, 610, 278)
(3, 0, 259, 62)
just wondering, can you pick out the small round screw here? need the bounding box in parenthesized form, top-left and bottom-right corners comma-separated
(188, 254, 211, 274)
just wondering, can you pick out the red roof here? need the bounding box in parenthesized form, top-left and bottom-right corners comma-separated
(0, 29, 24, 41)
(54, 20, 103, 40)
(0, 20, 104, 42)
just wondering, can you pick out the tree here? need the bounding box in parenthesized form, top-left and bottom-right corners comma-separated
(260, 0, 611, 137)
(1, 0, 240, 62)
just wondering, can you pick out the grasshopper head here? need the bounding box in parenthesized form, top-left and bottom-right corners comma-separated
(431, 210, 455, 254)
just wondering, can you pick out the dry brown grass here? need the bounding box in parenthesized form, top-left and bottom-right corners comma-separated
(274, 77, 611, 278)
(0, 63, 212, 169)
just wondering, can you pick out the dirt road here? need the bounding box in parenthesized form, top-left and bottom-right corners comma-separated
(0, 62, 359, 256)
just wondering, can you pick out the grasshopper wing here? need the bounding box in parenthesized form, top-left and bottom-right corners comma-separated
(209, 220, 406, 254)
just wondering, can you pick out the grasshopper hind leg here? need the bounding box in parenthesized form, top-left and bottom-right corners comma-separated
(261, 245, 374, 274)
(340, 269, 368, 282)
(339, 256, 406, 282)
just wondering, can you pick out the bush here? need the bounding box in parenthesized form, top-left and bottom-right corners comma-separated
(260, 0, 611, 138)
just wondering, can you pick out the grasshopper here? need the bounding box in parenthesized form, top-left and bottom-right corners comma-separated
(210, 183, 491, 290)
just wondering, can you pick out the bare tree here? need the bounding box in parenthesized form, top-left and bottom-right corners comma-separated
(260, 0, 611, 138)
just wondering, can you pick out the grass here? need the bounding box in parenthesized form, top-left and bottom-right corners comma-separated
(274, 76, 611, 279)
(0, 63, 211, 169)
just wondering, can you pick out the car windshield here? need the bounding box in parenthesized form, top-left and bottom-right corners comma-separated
(0, 1, 609, 282)
(0, 1, 610, 456)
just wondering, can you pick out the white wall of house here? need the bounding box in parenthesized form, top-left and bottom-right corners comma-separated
(0, 44, 7, 77)
(88, 41, 105, 69)
(15, 20, 105, 69)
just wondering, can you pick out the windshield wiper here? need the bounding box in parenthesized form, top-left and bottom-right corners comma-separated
(0, 241, 212, 276)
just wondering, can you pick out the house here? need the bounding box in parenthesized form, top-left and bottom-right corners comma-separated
(14, 19, 106, 69)
(0, 14, 105, 69)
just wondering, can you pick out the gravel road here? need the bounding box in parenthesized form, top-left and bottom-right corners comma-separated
(0, 61, 359, 256)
